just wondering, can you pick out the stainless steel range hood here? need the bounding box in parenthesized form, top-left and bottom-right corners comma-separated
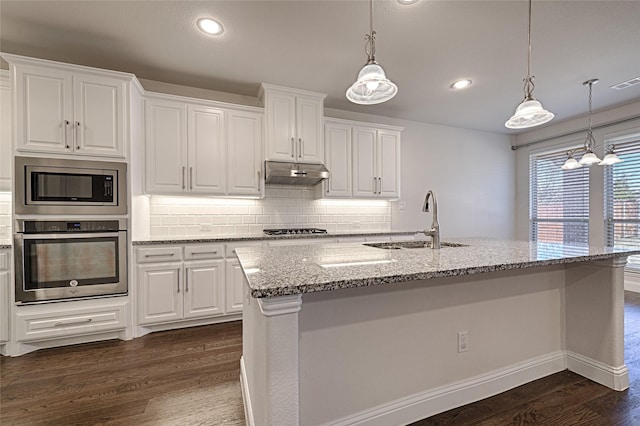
(264, 161, 329, 185)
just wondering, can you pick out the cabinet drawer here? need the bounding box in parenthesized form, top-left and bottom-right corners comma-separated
(225, 241, 264, 257)
(184, 244, 224, 260)
(15, 300, 128, 342)
(137, 246, 183, 263)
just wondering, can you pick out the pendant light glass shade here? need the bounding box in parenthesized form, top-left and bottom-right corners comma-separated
(600, 153, 623, 166)
(505, 0, 554, 129)
(346, 0, 397, 105)
(346, 63, 398, 105)
(578, 151, 601, 166)
(561, 157, 582, 170)
(505, 99, 554, 129)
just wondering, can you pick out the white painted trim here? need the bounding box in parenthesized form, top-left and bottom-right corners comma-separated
(624, 270, 640, 293)
(566, 350, 629, 391)
(258, 294, 302, 317)
(240, 356, 255, 426)
(321, 351, 566, 426)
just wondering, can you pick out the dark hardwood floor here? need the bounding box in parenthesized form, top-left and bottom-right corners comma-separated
(3, 292, 640, 425)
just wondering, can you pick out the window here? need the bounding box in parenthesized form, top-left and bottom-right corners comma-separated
(530, 148, 589, 244)
(605, 137, 640, 269)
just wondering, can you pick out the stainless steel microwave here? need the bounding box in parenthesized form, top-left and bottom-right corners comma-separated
(15, 156, 127, 215)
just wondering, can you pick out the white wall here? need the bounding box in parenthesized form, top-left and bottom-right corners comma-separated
(325, 108, 515, 239)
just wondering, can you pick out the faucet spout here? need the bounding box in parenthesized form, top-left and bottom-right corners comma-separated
(423, 190, 441, 249)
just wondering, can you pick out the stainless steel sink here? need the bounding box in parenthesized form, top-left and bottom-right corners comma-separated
(364, 241, 468, 250)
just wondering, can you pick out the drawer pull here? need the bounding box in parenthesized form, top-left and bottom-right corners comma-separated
(191, 251, 218, 255)
(54, 318, 93, 327)
(144, 253, 175, 258)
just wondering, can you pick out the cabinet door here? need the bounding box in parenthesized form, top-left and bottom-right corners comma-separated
(377, 130, 401, 198)
(15, 65, 73, 154)
(0, 74, 11, 191)
(188, 105, 225, 194)
(324, 121, 351, 197)
(137, 263, 183, 324)
(225, 258, 245, 314)
(296, 95, 324, 163)
(73, 74, 126, 158)
(227, 109, 263, 196)
(183, 260, 225, 319)
(352, 126, 377, 197)
(265, 91, 296, 160)
(145, 99, 187, 194)
(0, 251, 9, 343)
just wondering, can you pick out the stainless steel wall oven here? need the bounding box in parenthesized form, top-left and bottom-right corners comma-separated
(14, 219, 127, 304)
(15, 156, 127, 215)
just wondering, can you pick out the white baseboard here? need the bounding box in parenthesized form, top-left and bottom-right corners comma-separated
(566, 351, 629, 391)
(323, 352, 566, 426)
(240, 356, 256, 426)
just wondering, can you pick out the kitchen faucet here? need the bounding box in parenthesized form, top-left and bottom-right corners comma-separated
(423, 190, 441, 249)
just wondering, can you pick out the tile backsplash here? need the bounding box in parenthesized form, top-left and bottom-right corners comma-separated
(149, 185, 391, 238)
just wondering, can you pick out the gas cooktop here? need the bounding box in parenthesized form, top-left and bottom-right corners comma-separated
(263, 228, 328, 236)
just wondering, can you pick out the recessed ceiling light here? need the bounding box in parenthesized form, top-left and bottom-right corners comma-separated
(197, 18, 224, 36)
(398, 0, 419, 4)
(450, 79, 472, 90)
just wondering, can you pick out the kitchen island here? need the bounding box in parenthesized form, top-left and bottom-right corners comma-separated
(236, 239, 640, 426)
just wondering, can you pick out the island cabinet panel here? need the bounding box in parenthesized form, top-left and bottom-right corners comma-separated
(6, 55, 130, 159)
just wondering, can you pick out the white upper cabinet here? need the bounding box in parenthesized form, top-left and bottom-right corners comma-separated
(323, 118, 402, 200)
(188, 105, 226, 194)
(260, 83, 326, 163)
(144, 92, 263, 197)
(4, 54, 131, 159)
(323, 120, 352, 197)
(227, 109, 263, 196)
(1, 71, 11, 191)
(145, 97, 188, 193)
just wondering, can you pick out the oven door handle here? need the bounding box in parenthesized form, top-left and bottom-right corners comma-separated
(20, 232, 122, 240)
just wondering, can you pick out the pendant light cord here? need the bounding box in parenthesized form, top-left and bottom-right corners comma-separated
(522, 0, 535, 100)
(527, 0, 532, 79)
(365, 0, 376, 63)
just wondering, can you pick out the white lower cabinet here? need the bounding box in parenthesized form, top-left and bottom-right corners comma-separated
(0, 249, 10, 344)
(137, 245, 225, 325)
(225, 259, 245, 314)
(14, 299, 128, 342)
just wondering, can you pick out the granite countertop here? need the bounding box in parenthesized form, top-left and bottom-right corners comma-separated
(235, 238, 640, 298)
(132, 230, 418, 245)
(0, 243, 11, 249)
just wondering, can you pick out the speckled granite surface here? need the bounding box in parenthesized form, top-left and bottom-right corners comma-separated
(236, 238, 640, 298)
(0, 243, 11, 249)
(132, 231, 417, 245)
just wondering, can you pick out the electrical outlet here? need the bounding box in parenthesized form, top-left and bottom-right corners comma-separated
(458, 331, 469, 353)
(200, 223, 212, 232)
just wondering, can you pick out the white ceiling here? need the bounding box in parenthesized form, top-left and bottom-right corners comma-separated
(1, 0, 639, 134)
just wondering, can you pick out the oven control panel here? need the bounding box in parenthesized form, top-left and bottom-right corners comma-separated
(16, 219, 126, 233)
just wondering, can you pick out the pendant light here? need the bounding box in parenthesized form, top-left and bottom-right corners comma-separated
(346, 0, 398, 105)
(505, 0, 554, 129)
(561, 78, 623, 170)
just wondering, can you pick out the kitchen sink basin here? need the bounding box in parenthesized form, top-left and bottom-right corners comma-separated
(363, 241, 469, 250)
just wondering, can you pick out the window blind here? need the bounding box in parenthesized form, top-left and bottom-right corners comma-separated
(605, 138, 640, 268)
(530, 148, 589, 244)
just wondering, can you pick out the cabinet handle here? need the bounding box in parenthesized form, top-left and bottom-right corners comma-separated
(64, 120, 70, 149)
(373, 177, 377, 194)
(378, 177, 382, 194)
(257, 170, 261, 193)
(185, 271, 189, 292)
(299, 138, 303, 158)
(291, 137, 295, 158)
(75, 121, 81, 149)
(55, 318, 92, 327)
(191, 251, 218, 256)
(190, 167, 193, 190)
(182, 166, 186, 190)
(177, 272, 181, 293)
(144, 253, 175, 258)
